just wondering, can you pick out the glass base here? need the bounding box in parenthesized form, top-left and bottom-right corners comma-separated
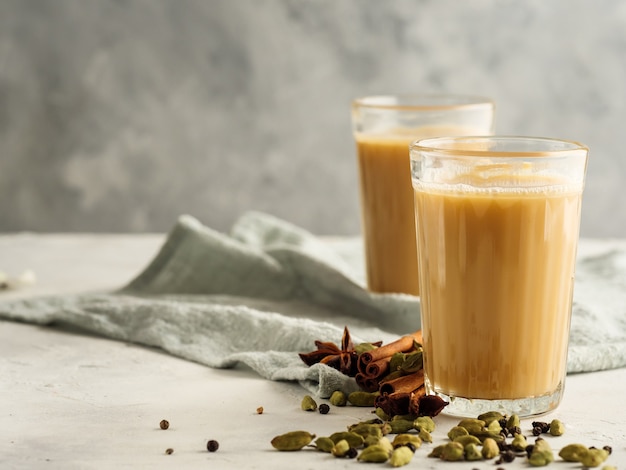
(428, 381, 564, 418)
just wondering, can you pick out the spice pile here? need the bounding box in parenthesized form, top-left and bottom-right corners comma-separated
(291, 327, 616, 467)
(299, 326, 446, 418)
(158, 419, 219, 456)
(271, 404, 615, 467)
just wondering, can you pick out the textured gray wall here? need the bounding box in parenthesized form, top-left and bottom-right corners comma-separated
(1, 0, 625, 236)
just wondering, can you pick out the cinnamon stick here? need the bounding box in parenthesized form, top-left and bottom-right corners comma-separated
(355, 373, 380, 393)
(364, 357, 390, 379)
(358, 331, 422, 372)
(379, 370, 425, 396)
(375, 392, 412, 417)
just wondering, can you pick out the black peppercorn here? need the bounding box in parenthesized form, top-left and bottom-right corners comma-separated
(495, 449, 516, 463)
(207, 439, 219, 452)
(165, 448, 174, 455)
(318, 404, 330, 414)
(159, 419, 169, 430)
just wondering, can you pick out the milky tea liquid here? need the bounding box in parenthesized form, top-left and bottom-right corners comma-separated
(414, 181, 582, 400)
(356, 126, 485, 295)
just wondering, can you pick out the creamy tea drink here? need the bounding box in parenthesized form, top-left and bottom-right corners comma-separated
(352, 96, 495, 295)
(411, 136, 588, 417)
(356, 128, 487, 295)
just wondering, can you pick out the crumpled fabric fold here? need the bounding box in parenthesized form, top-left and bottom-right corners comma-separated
(1, 212, 625, 396)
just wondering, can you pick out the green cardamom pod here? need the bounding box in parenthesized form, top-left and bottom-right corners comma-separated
(506, 413, 521, 431)
(354, 342, 378, 355)
(348, 423, 383, 440)
(580, 448, 609, 467)
(529, 439, 554, 466)
(529, 452, 551, 466)
(391, 413, 417, 422)
(348, 391, 378, 407)
(481, 437, 500, 459)
(477, 411, 504, 425)
(331, 439, 350, 458)
(375, 407, 390, 422)
(472, 430, 505, 443)
(392, 434, 422, 449)
(458, 418, 486, 434)
(380, 422, 393, 436)
(558, 443, 588, 462)
(453, 435, 481, 447)
(440, 442, 465, 461)
(270, 431, 316, 451)
(549, 419, 565, 436)
(363, 434, 382, 447)
(487, 419, 502, 433)
(376, 437, 394, 455)
(300, 395, 317, 412)
(447, 425, 469, 440)
(417, 428, 433, 443)
(389, 419, 414, 434)
(464, 443, 483, 461)
(314, 436, 335, 453)
(399, 351, 423, 373)
(329, 431, 364, 448)
(413, 416, 435, 433)
(357, 445, 390, 463)
(511, 433, 528, 451)
(329, 390, 347, 407)
(428, 444, 445, 458)
(389, 446, 414, 467)
(389, 352, 406, 372)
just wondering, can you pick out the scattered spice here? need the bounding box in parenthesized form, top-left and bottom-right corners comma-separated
(206, 439, 219, 452)
(256, 406, 264, 414)
(318, 404, 330, 414)
(295, 328, 616, 465)
(271, 431, 315, 451)
(267, 412, 614, 468)
(164, 448, 174, 455)
(549, 419, 565, 436)
(301, 395, 317, 412)
(495, 449, 516, 463)
(531, 421, 551, 436)
(159, 419, 169, 430)
(329, 390, 347, 407)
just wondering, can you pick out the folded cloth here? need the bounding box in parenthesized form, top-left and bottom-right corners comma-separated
(1, 212, 625, 396)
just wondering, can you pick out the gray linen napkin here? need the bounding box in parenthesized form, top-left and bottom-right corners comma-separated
(1, 212, 625, 396)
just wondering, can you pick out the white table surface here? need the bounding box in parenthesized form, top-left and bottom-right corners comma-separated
(1, 233, 626, 469)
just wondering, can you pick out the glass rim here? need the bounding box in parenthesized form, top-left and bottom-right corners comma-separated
(352, 94, 495, 112)
(410, 135, 589, 158)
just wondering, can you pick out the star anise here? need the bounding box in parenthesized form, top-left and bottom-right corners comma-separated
(299, 326, 381, 377)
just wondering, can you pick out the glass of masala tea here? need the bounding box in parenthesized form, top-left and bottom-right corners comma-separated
(410, 135, 588, 417)
(351, 95, 494, 295)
